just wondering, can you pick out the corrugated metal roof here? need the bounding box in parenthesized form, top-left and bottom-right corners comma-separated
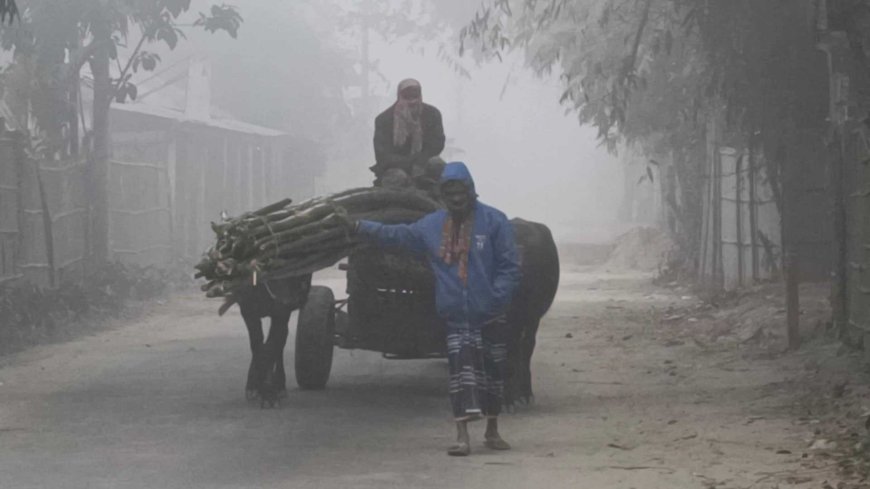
(81, 66, 286, 138)
(111, 102, 285, 137)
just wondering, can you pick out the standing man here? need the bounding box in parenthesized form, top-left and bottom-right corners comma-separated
(347, 162, 521, 456)
(371, 78, 446, 189)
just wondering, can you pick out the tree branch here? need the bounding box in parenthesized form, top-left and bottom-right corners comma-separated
(65, 39, 111, 81)
(113, 31, 149, 93)
(622, 0, 653, 80)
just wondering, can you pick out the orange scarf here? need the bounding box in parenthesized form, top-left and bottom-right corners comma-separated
(439, 213, 473, 285)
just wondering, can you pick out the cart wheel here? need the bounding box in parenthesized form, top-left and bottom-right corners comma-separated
(295, 286, 335, 390)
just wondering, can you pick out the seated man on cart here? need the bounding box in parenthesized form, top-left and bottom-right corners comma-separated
(371, 78, 446, 191)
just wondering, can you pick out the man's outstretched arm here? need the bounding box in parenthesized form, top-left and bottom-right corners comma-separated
(356, 218, 428, 256)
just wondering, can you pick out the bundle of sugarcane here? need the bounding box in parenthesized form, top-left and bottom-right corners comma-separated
(194, 187, 440, 312)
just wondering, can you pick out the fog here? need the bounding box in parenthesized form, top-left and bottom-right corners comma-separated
(330, 44, 625, 243)
(158, 0, 627, 244)
(4, 3, 856, 486)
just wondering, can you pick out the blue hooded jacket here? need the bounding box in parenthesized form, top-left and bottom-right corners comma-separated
(357, 162, 522, 328)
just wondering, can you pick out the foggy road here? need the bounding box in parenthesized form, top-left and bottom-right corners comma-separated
(0, 269, 829, 488)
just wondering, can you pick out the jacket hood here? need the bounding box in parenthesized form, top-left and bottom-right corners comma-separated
(440, 161, 477, 197)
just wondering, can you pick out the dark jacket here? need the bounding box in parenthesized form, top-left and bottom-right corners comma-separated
(357, 162, 522, 327)
(372, 103, 445, 176)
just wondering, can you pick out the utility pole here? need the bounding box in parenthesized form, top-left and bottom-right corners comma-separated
(87, 12, 112, 265)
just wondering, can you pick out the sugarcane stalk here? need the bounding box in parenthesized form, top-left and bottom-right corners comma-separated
(245, 190, 434, 238)
(332, 189, 438, 212)
(248, 204, 337, 239)
(251, 197, 293, 216)
(250, 199, 428, 250)
(351, 208, 428, 223)
(263, 227, 347, 258)
(272, 235, 358, 260)
(289, 187, 373, 211)
(254, 214, 338, 250)
(263, 246, 358, 281)
(197, 186, 445, 310)
(210, 206, 294, 236)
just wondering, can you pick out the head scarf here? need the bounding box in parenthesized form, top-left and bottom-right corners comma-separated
(393, 78, 423, 154)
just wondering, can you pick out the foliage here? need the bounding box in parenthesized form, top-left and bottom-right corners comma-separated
(194, 4, 241, 37)
(0, 261, 184, 354)
(0, 0, 242, 156)
(460, 0, 829, 165)
(462, 0, 706, 149)
(459, 0, 836, 277)
(460, 0, 710, 274)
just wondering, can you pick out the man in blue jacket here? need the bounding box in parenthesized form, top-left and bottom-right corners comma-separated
(349, 161, 522, 456)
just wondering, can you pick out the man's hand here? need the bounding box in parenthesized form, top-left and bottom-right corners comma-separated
(333, 206, 358, 234)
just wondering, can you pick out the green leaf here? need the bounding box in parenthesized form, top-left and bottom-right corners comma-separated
(142, 54, 157, 71)
(194, 5, 244, 39)
(167, 29, 178, 49)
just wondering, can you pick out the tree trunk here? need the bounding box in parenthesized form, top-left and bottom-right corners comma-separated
(817, 29, 854, 342)
(785, 250, 801, 350)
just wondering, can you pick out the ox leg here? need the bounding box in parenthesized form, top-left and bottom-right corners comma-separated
(242, 312, 265, 401)
(258, 311, 291, 408)
(266, 310, 291, 401)
(502, 316, 523, 411)
(504, 311, 539, 408)
(519, 319, 540, 404)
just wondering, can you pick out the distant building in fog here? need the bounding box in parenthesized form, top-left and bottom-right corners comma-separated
(0, 57, 326, 287)
(107, 57, 326, 264)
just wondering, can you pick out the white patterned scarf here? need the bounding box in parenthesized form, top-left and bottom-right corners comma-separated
(393, 78, 423, 154)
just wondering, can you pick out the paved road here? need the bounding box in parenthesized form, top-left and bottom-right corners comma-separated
(0, 269, 828, 488)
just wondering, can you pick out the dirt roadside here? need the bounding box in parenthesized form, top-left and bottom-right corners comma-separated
(0, 266, 862, 488)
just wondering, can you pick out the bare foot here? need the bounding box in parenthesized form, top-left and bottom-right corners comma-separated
(447, 442, 471, 456)
(484, 417, 511, 449)
(449, 420, 471, 456)
(484, 436, 512, 450)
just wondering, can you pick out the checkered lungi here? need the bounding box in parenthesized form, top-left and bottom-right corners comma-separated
(446, 316, 508, 420)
